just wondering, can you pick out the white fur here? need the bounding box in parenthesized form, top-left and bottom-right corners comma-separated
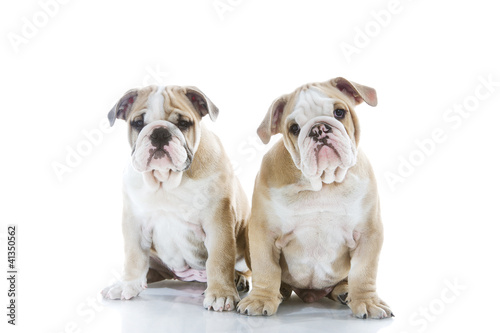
(287, 88, 336, 127)
(145, 86, 166, 122)
(286, 88, 357, 187)
(103, 279, 148, 300)
(124, 162, 217, 273)
(104, 87, 248, 308)
(121, 88, 219, 278)
(268, 173, 370, 289)
(132, 120, 189, 174)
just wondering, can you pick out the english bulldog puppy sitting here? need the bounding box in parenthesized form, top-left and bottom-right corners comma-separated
(102, 85, 250, 312)
(237, 77, 393, 319)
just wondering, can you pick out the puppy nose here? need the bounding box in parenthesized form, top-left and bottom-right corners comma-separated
(150, 127, 172, 147)
(308, 123, 332, 140)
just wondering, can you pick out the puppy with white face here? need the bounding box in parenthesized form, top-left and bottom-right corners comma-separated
(237, 78, 393, 319)
(102, 85, 250, 312)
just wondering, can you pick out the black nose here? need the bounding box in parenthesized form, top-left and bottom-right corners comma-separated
(308, 123, 332, 141)
(150, 127, 172, 148)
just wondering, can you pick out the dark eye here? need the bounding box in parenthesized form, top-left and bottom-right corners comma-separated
(290, 123, 301, 136)
(131, 118, 144, 130)
(178, 120, 192, 131)
(334, 108, 346, 119)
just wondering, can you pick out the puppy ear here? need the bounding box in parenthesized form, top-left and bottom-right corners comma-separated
(257, 96, 288, 144)
(108, 89, 139, 126)
(331, 77, 377, 107)
(185, 86, 219, 121)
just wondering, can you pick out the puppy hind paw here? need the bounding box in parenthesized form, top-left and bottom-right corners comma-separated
(235, 273, 250, 292)
(337, 293, 349, 305)
(279, 283, 293, 300)
(328, 279, 349, 305)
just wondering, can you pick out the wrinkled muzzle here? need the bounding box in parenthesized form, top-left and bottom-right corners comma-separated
(132, 120, 192, 174)
(297, 116, 357, 184)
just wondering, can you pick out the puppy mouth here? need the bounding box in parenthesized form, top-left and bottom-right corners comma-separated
(143, 145, 192, 172)
(131, 121, 193, 173)
(296, 116, 356, 184)
(147, 148, 171, 168)
(314, 142, 340, 160)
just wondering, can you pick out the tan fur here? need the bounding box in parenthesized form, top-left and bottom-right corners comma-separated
(238, 78, 392, 319)
(102, 86, 250, 311)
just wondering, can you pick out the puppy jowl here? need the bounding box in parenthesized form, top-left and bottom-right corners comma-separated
(101, 85, 250, 312)
(238, 77, 393, 319)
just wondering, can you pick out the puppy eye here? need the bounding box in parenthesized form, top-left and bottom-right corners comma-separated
(131, 119, 144, 130)
(334, 108, 346, 119)
(178, 120, 192, 131)
(290, 123, 301, 136)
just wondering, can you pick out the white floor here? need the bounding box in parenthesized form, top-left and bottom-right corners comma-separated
(100, 280, 395, 333)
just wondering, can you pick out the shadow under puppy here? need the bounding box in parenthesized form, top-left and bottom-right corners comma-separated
(237, 77, 393, 319)
(102, 85, 250, 312)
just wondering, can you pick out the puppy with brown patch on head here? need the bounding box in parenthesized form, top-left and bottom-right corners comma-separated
(101, 85, 250, 312)
(237, 77, 393, 319)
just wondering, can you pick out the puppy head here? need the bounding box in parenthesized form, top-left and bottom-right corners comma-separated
(108, 85, 218, 187)
(257, 77, 377, 187)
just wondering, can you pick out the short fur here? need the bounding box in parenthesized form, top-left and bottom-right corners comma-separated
(102, 85, 250, 312)
(237, 78, 392, 319)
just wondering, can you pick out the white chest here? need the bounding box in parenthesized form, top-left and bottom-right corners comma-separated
(268, 176, 371, 288)
(124, 165, 215, 271)
(148, 210, 207, 271)
(269, 176, 369, 235)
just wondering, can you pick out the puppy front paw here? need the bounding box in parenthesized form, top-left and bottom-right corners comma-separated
(237, 293, 282, 316)
(203, 287, 240, 312)
(101, 280, 147, 300)
(348, 295, 393, 319)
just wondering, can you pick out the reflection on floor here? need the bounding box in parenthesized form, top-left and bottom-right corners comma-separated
(102, 280, 394, 333)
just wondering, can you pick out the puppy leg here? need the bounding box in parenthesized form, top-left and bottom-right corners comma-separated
(102, 211, 150, 300)
(237, 215, 283, 316)
(347, 225, 393, 319)
(235, 224, 251, 293)
(202, 199, 240, 312)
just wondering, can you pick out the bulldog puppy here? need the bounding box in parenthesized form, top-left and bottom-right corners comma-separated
(102, 85, 250, 311)
(237, 78, 392, 319)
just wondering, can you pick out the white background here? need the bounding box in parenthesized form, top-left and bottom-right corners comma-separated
(1, 0, 500, 332)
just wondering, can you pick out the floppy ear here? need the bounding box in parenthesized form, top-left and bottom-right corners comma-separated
(185, 86, 219, 121)
(331, 77, 377, 107)
(257, 96, 288, 144)
(108, 89, 139, 126)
